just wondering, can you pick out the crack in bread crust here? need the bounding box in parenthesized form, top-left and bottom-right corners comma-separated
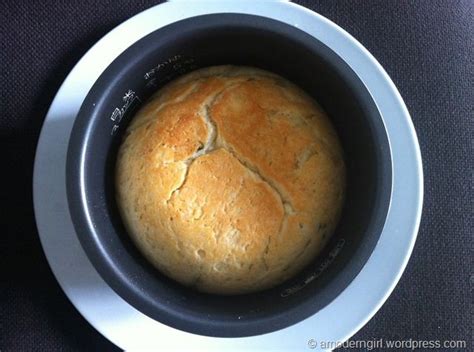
(208, 85, 297, 215)
(166, 83, 239, 202)
(167, 81, 297, 265)
(220, 145, 295, 214)
(218, 145, 291, 266)
(205, 83, 296, 266)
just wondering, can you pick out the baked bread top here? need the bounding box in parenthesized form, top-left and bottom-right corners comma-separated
(116, 66, 345, 294)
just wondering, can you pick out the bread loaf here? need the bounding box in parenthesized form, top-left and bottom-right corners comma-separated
(116, 66, 345, 294)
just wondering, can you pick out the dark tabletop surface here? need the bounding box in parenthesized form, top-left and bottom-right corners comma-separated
(1, 1, 472, 351)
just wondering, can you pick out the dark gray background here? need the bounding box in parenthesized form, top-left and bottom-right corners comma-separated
(1, 1, 472, 351)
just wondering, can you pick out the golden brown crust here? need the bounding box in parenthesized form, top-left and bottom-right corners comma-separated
(116, 66, 345, 294)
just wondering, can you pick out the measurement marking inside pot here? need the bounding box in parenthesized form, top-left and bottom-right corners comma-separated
(110, 89, 141, 135)
(280, 238, 345, 297)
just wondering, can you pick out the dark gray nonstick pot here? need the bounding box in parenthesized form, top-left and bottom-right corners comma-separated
(66, 14, 392, 338)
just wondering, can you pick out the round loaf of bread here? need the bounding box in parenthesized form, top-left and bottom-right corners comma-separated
(116, 66, 345, 294)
